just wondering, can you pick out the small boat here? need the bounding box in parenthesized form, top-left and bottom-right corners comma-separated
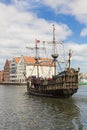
(27, 25, 79, 98)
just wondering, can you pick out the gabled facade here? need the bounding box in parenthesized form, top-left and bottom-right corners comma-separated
(9, 55, 55, 83)
(3, 60, 11, 82)
(10, 57, 20, 83)
(16, 56, 26, 83)
(15, 56, 55, 83)
(16, 56, 36, 83)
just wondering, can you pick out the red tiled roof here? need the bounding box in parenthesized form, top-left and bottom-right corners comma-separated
(14, 57, 20, 63)
(23, 56, 35, 63)
(23, 56, 54, 66)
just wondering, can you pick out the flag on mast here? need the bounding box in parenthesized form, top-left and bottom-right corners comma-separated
(35, 39, 40, 44)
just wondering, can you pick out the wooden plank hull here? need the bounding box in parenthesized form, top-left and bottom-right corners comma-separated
(27, 87, 78, 98)
(27, 68, 78, 98)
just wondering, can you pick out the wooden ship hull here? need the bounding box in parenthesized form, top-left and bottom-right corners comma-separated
(27, 68, 78, 98)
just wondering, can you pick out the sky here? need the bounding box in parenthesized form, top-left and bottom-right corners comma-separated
(0, 0, 87, 72)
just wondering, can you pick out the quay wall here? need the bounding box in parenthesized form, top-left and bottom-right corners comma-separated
(0, 82, 27, 86)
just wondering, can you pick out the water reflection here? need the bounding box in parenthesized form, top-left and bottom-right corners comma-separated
(0, 85, 86, 130)
(27, 95, 83, 130)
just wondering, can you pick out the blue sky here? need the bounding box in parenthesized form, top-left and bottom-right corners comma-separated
(0, 0, 87, 72)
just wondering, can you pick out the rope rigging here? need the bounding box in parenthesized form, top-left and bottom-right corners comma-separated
(57, 60, 62, 72)
(26, 24, 71, 78)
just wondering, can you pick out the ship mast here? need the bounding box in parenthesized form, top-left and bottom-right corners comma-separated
(43, 24, 63, 75)
(51, 24, 58, 75)
(68, 49, 73, 69)
(34, 42, 40, 77)
(26, 39, 45, 77)
(26, 39, 40, 77)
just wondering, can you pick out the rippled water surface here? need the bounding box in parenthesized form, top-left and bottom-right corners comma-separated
(0, 85, 87, 130)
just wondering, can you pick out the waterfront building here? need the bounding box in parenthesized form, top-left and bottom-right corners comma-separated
(10, 57, 20, 83)
(9, 55, 54, 84)
(25, 57, 54, 78)
(17, 56, 54, 83)
(3, 60, 11, 82)
(16, 56, 27, 83)
(79, 72, 87, 84)
(9, 56, 35, 83)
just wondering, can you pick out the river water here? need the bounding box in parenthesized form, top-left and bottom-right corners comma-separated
(0, 85, 87, 130)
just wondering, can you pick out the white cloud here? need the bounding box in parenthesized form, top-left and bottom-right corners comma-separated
(0, 2, 72, 70)
(11, 0, 87, 37)
(65, 43, 87, 72)
(0, 1, 87, 72)
(12, 0, 42, 10)
(65, 42, 87, 58)
(80, 28, 87, 36)
(43, 0, 87, 24)
(42, 0, 87, 44)
(64, 42, 87, 72)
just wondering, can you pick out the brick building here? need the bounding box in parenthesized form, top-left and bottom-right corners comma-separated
(0, 71, 4, 82)
(3, 60, 11, 82)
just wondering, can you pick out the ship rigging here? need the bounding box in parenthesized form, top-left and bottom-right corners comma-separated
(26, 24, 79, 98)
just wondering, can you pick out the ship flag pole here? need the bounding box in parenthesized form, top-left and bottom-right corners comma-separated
(51, 24, 58, 75)
(26, 39, 40, 77)
(68, 49, 73, 69)
(26, 39, 45, 78)
(43, 24, 63, 75)
(35, 39, 40, 77)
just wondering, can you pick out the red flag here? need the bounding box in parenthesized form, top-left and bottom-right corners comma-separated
(35, 39, 40, 44)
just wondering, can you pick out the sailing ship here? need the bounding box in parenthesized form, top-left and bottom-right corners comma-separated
(27, 25, 79, 98)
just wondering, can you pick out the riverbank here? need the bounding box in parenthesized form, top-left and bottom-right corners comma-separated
(0, 82, 85, 86)
(79, 82, 87, 86)
(0, 82, 26, 86)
